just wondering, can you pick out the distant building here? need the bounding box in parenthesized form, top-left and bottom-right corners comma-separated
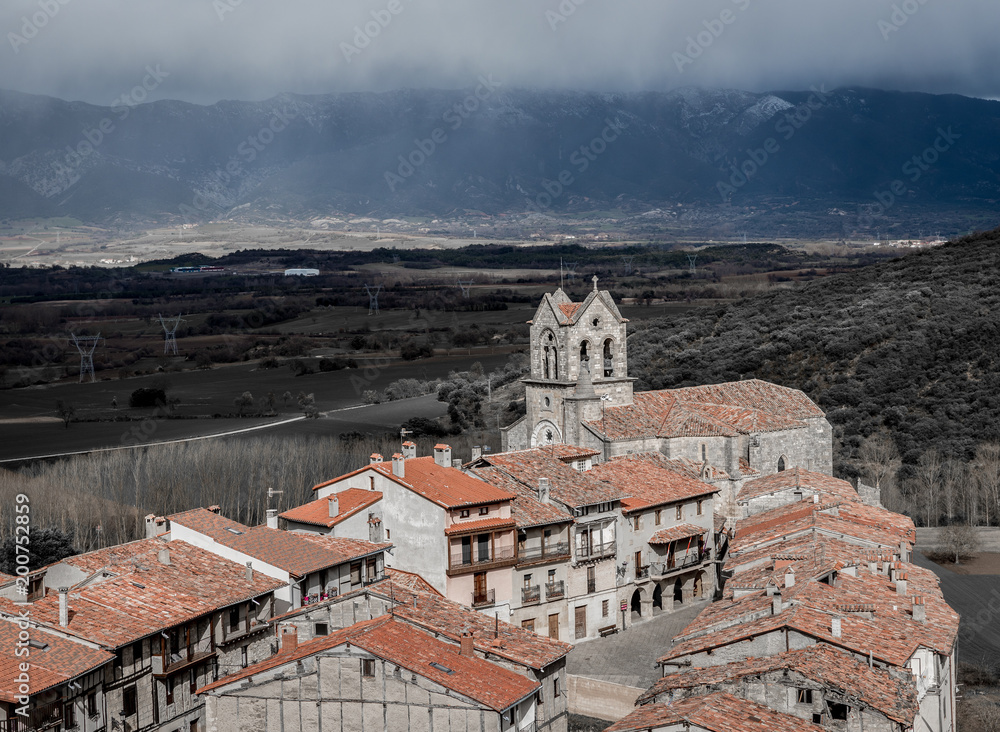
(283, 268, 319, 276)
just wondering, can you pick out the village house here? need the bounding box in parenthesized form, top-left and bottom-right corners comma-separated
(0, 538, 285, 732)
(301, 444, 519, 620)
(164, 507, 391, 614)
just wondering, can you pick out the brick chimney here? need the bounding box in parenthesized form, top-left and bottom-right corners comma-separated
(157, 548, 171, 565)
(208, 505, 221, 514)
(328, 494, 339, 517)
(471, 446, 482, 461)
(912, 596, 926, 623)
(402, 441, 417, 459)
(831, 617, 842, 638)
(266, 509, 278, 529)
(58, 587, 69, 627)
(460, 632, 475, 657)
(245, 562, 254, 583)
(370, 453, 383, 465)
(434, 444, 452, 468)
(895, 572, 908, 597)
(392, 453, 405, 478)
(280, 625, 298, 654)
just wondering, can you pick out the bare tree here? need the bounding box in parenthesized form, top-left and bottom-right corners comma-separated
(912, 449, 943, 527)
(55, 400, 76, 429)
(858, 432, 901, 491)
(975, 442, 1000, 527)
(941, 457, 965, 525)
(941, 524, 981, 564)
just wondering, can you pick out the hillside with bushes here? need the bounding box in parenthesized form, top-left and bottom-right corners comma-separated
(629, 228, 1000, 481)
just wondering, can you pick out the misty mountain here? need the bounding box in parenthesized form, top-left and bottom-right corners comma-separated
(1, 85, 999, 230)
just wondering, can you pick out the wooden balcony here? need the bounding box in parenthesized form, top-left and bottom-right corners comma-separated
(516, 541, 571, 567)
(575, 541, 615, 562)
(447, 546, 517, 577)
(649, 553, 705, 579)
(152, 648, 217, 678)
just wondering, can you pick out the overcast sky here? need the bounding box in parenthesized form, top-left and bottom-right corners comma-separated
(3, 0, 998, 106)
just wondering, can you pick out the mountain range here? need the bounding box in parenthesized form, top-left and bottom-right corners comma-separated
(2, 85, 999, 234)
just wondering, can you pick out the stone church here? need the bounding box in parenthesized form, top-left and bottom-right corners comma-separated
(501, 282, 833, 517)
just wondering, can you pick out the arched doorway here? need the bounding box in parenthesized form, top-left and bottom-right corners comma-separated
(673, 578, 684, 605)
(652, 583, 663, 613)
(630, 588, 642, 617)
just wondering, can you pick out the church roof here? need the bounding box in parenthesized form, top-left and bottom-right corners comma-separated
(587, 379, 822, 440)
(531, 285, 627, 327)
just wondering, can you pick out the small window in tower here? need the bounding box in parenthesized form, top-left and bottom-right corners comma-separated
(778, 456, 787, 472)
(544, 397, 551, 408)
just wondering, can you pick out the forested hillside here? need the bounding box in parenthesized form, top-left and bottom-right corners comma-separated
(629, 229, 1000, 487)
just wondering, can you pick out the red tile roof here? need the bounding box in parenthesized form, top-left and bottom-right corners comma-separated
(606, 692, 822, 732)
(639, 643, 917, 724)
(444, 517, 517, 536)
(279, 488, 382, 528)
(472, 447, 622, 508)
(168, 508, 390, 578)
(0, 539, 283, 649)
(0, 620, 113, 702)
(588, 452, 718, 513)
(588, 379, 822, 440)
(737, 468, 859, 504)
(558, 302, 582, 321)
(384, 568, 443, 597)
(469, 466, 574, 529)
(353, 456, 515, 509)
(200, 617, 539, 712)
(649, 523, 709, 545)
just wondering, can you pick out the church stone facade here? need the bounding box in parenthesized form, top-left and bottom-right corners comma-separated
(503, 285, 833, 520)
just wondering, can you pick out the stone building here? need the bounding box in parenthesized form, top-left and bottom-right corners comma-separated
(502, 285, 833, 520)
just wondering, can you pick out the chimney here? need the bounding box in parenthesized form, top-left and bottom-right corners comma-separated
(58, 587, 69, 627)
(328, 494, 340, 517)
(771, 592, 782, 616)
(144, 514, 157, 539)
(812, 494, 819, 504)
(208, 505, 221, 514)
(434, 444, 452, 468)
(280, 625, 298, 654)
(245, 562, 253, 583)
(472, 446, 482, 461)
(899, 540, 909, 562)
(784, 567, 795, 588)
(370, 453, 383, 465)
(896, 572, 908, 597)
(460, 632, 475, 657)
(538, 477, 550, 504)
(402, 441, 417, 459)
(912, 596, 926, 623)
(266, 509, 278, 529)
(392, 453, 405, 478)
(452, 459, 462, 469)
(867, 556, 878, 574)
(831, 617, 842, 638)
(157, 548, 171, 565)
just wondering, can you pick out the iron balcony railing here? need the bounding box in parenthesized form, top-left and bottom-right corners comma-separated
(517, 541, 570, 563)
(521, 585, 541, 604)
(472, 588, 495, 607)
(649, 553, 703, 577)
(576, 541, 615, 561)
(545, 580, 565, 600)
(636, 565, 650, 580)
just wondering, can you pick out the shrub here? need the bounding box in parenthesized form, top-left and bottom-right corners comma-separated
(129, 387, 166, 408)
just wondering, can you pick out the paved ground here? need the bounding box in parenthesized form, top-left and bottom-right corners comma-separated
(567, 600, 710, 689)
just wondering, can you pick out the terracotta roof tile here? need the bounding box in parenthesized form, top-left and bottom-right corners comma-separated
(0, 620, 113, 702)
(368, 457, 515, 509)
(200, 617, 539, 712)
(472, 447, 622, 508)
(606, 692, 822, 732)
(0, 539, 284, 649)
(279, 488, 382, 528)
(444, 517, 517, 536)
(738, 468, 859, 504)
(468, 466, 574, 529)
(384, 568, 443, 597)
(649, 523, 709, 545)
(168, 508, 390, 578)
(588, 453, 718, 513)
(640, 644, 916, 725)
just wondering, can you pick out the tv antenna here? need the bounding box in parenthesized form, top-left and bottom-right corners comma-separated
(687, 254, 698, 275)
(365, 284, 382, 315)
(159, 313, 184, 355)
(621, 255, 634, 275)
(457, 279, 474, 298)
(71, 333, 101, 383)
(266, 486, 283, 512)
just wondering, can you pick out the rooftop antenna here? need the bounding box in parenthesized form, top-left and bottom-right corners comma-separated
(365, 284, 382, 315)
(687, 253, 698, 275)
(458, 279, 473, 298)
(621, 255, 634, 275)
(159, 313, 184, 355)
(266, 486, 283, 513)
(71, 332, 101, 383)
